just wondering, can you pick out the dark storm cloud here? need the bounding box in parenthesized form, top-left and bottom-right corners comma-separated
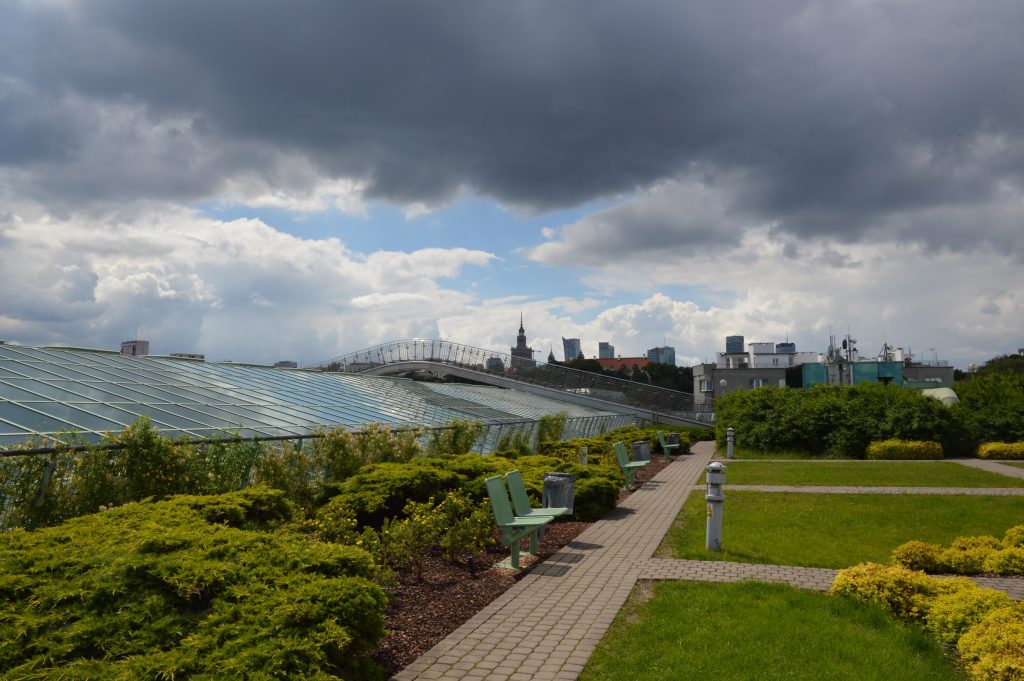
(2, 0, 1023, 248)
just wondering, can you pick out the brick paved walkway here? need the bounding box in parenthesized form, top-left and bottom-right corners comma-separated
(395, 442, 1024, 680)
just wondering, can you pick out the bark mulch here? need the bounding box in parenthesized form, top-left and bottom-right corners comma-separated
(373, 456, 673, 677)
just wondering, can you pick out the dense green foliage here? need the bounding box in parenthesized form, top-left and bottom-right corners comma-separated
(865, 439, 944, 460)
(953, 372, 1024, 449)
(581, 581, 962, 681)
(0, 488, 387, 680)
(831, 563, 1024, 679)
(715, 384, 959, 458)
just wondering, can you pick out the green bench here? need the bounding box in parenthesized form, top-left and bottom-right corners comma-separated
(505, 470, 571, 519)
(657, 431, 681, 462)
(485, 475, 554, 568)
(613, 441, 649, 490)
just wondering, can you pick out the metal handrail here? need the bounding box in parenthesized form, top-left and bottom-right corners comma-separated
(314, 338, 707, 417)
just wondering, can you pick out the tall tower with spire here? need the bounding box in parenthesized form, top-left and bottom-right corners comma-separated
(510, 312, 535, 369)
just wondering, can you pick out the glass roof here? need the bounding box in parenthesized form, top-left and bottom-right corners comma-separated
(0, 344, 620, 446)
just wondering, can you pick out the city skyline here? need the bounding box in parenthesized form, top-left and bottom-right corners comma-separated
(1, 2, 1021, 369)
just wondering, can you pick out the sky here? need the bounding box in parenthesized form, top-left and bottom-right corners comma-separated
(1, 0, 1022, 369)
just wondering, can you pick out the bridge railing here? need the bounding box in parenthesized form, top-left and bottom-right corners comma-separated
(315, 339, 712, 418)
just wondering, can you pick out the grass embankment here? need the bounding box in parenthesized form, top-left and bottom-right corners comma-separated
(702, 460, 1024, 487)
(663, 491, 1024, 568)
(580, 581, 963, 681)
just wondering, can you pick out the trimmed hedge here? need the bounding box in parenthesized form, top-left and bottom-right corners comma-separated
(0, 488, 387, 680)
(830, 563, 1024, 679)
(866, 439, 943, 460)
(978, 442, 1024, 460)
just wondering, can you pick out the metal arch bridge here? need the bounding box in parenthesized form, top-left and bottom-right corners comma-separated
(315, 339, 712, 427)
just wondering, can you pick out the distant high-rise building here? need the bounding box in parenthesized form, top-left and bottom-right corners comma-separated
(562, 337, 581, 362)
(647, 346, 676, 365)
(120, 340, 149, 356)
(598, 341, 615, 359)
(510, 314, 534, 368)
(726, 335, 745, 354)
(273, 360, 298, 368)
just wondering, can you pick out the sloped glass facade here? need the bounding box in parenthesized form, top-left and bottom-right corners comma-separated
(0, 344, 626, 448)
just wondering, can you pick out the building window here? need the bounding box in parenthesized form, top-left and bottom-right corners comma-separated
(749, 378, 767, 388)
(699, 379, 712, 392)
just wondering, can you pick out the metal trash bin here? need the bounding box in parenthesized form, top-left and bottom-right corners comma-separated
(666, 433, 680, 446)
(542, 472, 576, 515)
(632, 440, 652, 462)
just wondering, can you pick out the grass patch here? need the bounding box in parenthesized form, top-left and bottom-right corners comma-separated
(580, 581, 964, 681)
(1001, 462, 1024, 469)
(663, 490, 1024, 568)
(701, 461, 1024, 487)
(714, 446, 820, 459)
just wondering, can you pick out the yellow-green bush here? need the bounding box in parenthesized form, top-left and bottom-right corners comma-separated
(1004, 525, 1024, 548)
(926, 586, 1013, 644)
(984, 548, 1024, 576)
(866, 438, 943, 460)
(958, 604, 1024, 680)
(828, 562, 950, 621)
(891, 540, 948, 573)
(978, 442, 1024, 460)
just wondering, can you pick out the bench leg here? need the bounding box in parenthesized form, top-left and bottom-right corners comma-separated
(510, 539, 521, 568)
(528, 529, 539, 555)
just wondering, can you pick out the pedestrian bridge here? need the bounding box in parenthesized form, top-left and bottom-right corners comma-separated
(316, 339, 712, 427)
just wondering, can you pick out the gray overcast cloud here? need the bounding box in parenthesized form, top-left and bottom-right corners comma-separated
(1, 1, 1022, 366)
(3, 0, 1022, 254)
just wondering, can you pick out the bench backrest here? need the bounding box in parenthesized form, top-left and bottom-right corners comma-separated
(657, 431, 668, 448)
(505, 470, 534, 517)
(485, 475, 516, 526)
(613, 441, 630, 467)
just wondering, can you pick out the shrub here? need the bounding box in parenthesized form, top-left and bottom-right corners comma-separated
(978, 442, 1024, 460)
(0, 488, 387, 680)
(1004, 525, 1024, 549)
(336, 462, 464, 528)
(430, 491, 496, 563)
(926, 586, 1013, 644)
(866, 439, 943, 460)
(891, 540, 948, 573)
(536, 412, 568, 445)
(944, 536, 1004, 575)
(983, 548, 1024, 576)
(424, 419, 485, 457)
(958, 604, 1024, 680)
(828, 562, 951, 621)
(954, 372, 1024, 453)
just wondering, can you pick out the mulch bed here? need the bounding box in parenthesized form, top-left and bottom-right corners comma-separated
(373, 456, 674, 677)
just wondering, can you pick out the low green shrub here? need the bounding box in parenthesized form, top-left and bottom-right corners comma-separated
(957, 604, 1024, 680)
(866, 439, 943, 460)
(926, 587, 1013, 644)
(336, 462, 464, 528)
(0, 487, 387, 680)
(983, 548, 1024, 576)
(891, 540, 948, 573)
(978, 442, 1024, 460)
(424, 418, 485, 457)
(828, 562, 964, 621)
(1004, 525, 1024, 548)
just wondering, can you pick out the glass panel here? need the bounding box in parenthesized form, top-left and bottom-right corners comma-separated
(29, 403, 131, 432)
(0, 402, 82, 434)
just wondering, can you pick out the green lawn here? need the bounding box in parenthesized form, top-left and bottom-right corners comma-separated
(663, 490, 1024, 568)
(699, 460, 1024, 487)
(1001, 462, 1024, 469)
(580, 581, 965, 681)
